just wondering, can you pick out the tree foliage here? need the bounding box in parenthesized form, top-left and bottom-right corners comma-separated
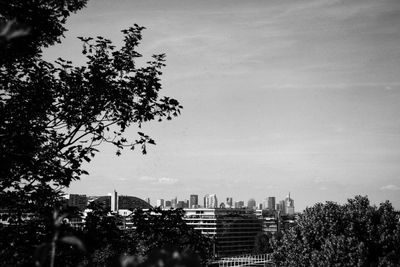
(44, 206, 212, 267)
(0, 0, 182, 265)
(272, 196, 400, 266)
(1, 0, 181, 217)
(130, 207, 213, 265)
(253, 232, 273, 254)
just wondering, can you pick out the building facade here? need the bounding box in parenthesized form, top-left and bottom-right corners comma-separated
(156, 199, 164, 208)
(267, 197, 276, 211)
(190, 194, 198, 208)
(184, 208, 262, 258)
(285, 193, 295, 215)
(204, 194, 218, 208)
(226, 197, 233, 208)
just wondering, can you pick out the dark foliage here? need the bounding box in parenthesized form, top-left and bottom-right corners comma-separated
(0, 0, 182, 265)
(131, 207, 214, 265)
(253, 232, 273, 254)
(272, 196, 400, 266)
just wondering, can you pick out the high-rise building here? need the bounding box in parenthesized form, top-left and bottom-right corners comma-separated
(278, 200, 286, 214)
(165, 200, 172, 208)
(111, 190, 118, 212)
(203, 194, 208, 208)
(177, 201, 186, 209)
(247, 198, 256, 209)
(234, 201, 245, 208)
(156, 199, 164, 208)
(204, 194, 218, 208)
(171, 197, 178, 208)
(285, 193, 295, 215)
(190, 194, 198, 208)
(145, 197, 150, 205)
(226, 197, 233, 208)
(267, 197, 276, 211)
(68, 194, 87, 211)
(258, 203, 263, 210)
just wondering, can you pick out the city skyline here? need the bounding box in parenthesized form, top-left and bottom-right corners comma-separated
(69, 190, 294, 211)
(42, 0, 400, 211)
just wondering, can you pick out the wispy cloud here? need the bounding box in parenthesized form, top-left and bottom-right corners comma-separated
(380, 184, 400, 191)
(139, 176, 179, 185)
(139, 176, 157, 181)
(157, 177, 179, 185)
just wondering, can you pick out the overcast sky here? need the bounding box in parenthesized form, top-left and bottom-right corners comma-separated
(44, 0, 400, 211)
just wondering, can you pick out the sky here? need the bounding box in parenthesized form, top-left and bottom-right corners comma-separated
(44, 0, 400, 211)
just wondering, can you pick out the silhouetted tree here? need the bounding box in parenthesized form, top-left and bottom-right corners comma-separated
(130, 207, 213, 265)
(253, 232, 273, 254)
(272, 196, 400, 266)
(0, 0, 181, 265)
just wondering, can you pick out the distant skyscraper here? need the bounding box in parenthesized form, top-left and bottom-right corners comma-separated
(278, 200, 286, 214)
(145, 197, 150, 205)
(165, 200, 172, 208)
(171, 197, 178, 208)
(203, 194, 208, 208)
(247, 198, 256, 209)
(234, 201, 244, 208)
(226, 197, 233, 208)
(190, 194, 198, 208)
(258, 203, 263, 210)
(268, 197, 276, 211)
(111, 190, 118, 212)
(285, 193, 295, 215)
(156, 199, 164, 208)
(177, 201, 185, 209)
(204, 194, 218, 208)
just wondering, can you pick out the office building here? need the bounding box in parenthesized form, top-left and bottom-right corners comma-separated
(278, 200, 286, 214)
(267, 197, 276, 211)
(165, 200, 172, 208)
(234, 201, 244, 209)
(204, 194, 218, 208)
(171, 197, 178, 208)
(226, 197, 233, 208)
(156, 199, 164, 208)
(177, 201, 188, 209)
(185, 208, 262, 257)
(190, 194, 198, 208)
(285, 193, 295, 215)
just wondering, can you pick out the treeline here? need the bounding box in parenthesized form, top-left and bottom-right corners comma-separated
(0, 205, 212, 266)
(255, 196, 400, 266)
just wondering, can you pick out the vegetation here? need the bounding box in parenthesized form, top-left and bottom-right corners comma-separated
(0, 1, 196, 266)
(271, 196, 400, 266)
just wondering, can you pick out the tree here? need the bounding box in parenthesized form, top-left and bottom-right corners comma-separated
(0, 1, 182, 265)
(253, 232, 273, 254)
(271, 196, 400, 266)
(130, 207, 213, 266)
